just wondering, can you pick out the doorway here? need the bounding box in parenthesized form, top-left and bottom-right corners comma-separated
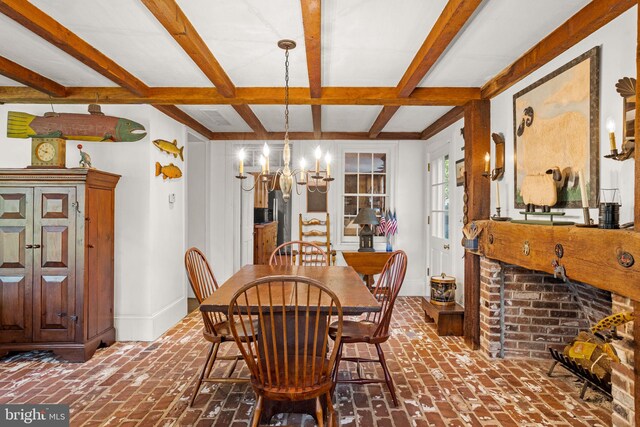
(427, 143, 451, 295)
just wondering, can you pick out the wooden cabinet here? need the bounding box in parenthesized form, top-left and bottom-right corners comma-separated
(0, 168, 119, 362)
(254, 221, 278, 265)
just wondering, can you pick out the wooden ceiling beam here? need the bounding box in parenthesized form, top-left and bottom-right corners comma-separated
(153, 105, 214, 140)
(232, 104, 267, 138)
(0, 56, 66, 97)
(368, 0, 483, 137)
(420, 106, 464, 140)
(0, 0, 148, 96)
(141, 0, 235, 98)
(311, 105, 322, 138)
(208, 131, 423, 140)
(397, 0, 483, 97)
(0, 86, 481, 106)
(482, 0, 635, 99)
(142, 0, 274, 138)
(300, 0, 322, 98)
(368, 106, 400, 138)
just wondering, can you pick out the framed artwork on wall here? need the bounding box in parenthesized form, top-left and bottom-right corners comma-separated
(307, 183, 328, 212)
(455, 159, 465, 187)
(513, 46, 600, 208)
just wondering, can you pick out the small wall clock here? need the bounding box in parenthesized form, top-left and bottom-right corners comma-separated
(29, 137, 67, 168)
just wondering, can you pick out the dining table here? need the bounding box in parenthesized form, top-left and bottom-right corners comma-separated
(199, 264, 380, 423)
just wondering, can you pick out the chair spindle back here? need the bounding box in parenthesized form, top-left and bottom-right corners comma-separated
(228, 276, 343, 392)
(269, 241, 329, 267)
(367, 250, 408, 339)
(184, 247, 226, 335)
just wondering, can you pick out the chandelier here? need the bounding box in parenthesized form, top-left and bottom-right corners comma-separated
(235, 39, 333, 202)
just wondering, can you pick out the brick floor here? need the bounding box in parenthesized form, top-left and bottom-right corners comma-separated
(0, 297, 611, 426)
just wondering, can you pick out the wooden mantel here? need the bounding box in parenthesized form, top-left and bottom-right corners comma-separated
(476, 221, 640, 301)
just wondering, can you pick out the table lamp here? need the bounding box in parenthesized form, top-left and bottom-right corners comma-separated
(353, 207, 379, 252)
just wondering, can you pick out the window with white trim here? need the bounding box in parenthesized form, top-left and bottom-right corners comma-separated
(343, 152, 388, 238)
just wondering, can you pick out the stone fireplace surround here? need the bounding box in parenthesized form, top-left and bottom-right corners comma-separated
(479, 256, 635, 427)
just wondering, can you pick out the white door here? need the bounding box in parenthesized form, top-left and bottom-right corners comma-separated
(427, 145, 452, 287)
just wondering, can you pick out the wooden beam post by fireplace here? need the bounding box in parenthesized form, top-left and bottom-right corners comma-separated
(463, 99, 490, 349)
(634, 2, 639, 424)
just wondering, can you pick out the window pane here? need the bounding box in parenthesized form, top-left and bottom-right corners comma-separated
(373, 174, 385, 194)
(359, 175, 372, 193)
(345, 174, 357, 193)
(344, 196, 357, 215)
(359, 153, 373, 173)
(345, 153, 358, 173)
(343, 151, 389, 240)
(372, 196, 385, 214)
(358, 196, 371, 210)
(344, 217, 357, 236)
(373, 153, 386, 173)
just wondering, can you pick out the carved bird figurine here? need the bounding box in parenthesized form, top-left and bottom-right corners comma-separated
(77, 144, 93, 168)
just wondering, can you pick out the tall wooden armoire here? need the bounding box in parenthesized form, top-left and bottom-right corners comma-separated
(0, 168, 120, 362)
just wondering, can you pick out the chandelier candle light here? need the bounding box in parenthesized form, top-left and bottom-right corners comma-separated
(235, 40, 333, 202)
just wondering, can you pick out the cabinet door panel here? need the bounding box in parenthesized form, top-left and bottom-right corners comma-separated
(0, 188, 33, 343)
(39, 275, 69, 330)
(33, 187, 76, 342)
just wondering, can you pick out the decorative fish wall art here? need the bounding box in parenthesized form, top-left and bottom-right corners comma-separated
(153, 139, 184, 161)
(7, 104, 146, 142)
(155, 162, 182, 180)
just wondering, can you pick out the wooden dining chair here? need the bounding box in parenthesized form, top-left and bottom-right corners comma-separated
(184, 247, 252, 407)
(329, 250, 407, 406)
(269, 240, 329, 266)
(228, 275, 343, 427)
(299, 213, 337, 265)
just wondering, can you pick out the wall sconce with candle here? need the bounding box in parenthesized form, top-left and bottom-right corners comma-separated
(486, 133, 510, 221)
(605, 77, 636, 161)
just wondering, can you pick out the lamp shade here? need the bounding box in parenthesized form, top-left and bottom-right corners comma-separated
(353, 207, 379, 225)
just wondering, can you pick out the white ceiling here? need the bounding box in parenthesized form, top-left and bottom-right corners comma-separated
(421, 0, 590, 86)
(0, 0, 594, 134)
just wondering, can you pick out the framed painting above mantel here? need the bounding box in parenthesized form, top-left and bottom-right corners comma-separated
(513, 46, 600, 209)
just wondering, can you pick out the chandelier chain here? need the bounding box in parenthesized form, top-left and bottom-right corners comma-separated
(284, 47, 290, 137)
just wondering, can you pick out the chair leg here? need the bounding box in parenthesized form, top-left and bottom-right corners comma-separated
(326, 391, 337, 427)
(204, 342, 221, 378)
(331, 342, 344, 395)
(375, 343, 398, 407)
(190, 342, 216, 407)
(315, 396, 324, 427)
(251, 395, 263, 427)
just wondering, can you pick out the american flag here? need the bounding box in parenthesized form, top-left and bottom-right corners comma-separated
(377, 213, 387, 236)
(388, 210, 398, 236)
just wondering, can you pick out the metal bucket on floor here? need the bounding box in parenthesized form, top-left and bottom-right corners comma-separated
(430, 273, 456, 306)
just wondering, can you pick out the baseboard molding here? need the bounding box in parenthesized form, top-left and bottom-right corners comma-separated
(115, 296, 187, 341)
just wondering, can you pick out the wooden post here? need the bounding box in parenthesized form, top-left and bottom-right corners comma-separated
(463, 99, 490, 349)
(634, 3, 639, 424)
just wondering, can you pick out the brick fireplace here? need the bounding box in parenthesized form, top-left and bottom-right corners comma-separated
(479, 256, 636, 427)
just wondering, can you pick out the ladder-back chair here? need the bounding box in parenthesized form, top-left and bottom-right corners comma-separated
(184, 247, 252, 406)
(228, 275, 343, 427)
(299, 213, 337, 265)
(329, 250, 407, 406)
(269, 240, 329, 266)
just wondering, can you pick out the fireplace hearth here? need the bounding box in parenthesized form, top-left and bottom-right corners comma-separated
(479, 256, 635, 427)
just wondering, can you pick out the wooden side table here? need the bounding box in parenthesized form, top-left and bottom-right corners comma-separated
(341, 251, 393, 290)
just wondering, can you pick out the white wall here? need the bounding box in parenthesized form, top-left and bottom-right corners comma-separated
(212, 139, 428, 296)
(492, 7, 636, 223)
(424, 7, 637, 306)
(0, 103, 188, 341)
